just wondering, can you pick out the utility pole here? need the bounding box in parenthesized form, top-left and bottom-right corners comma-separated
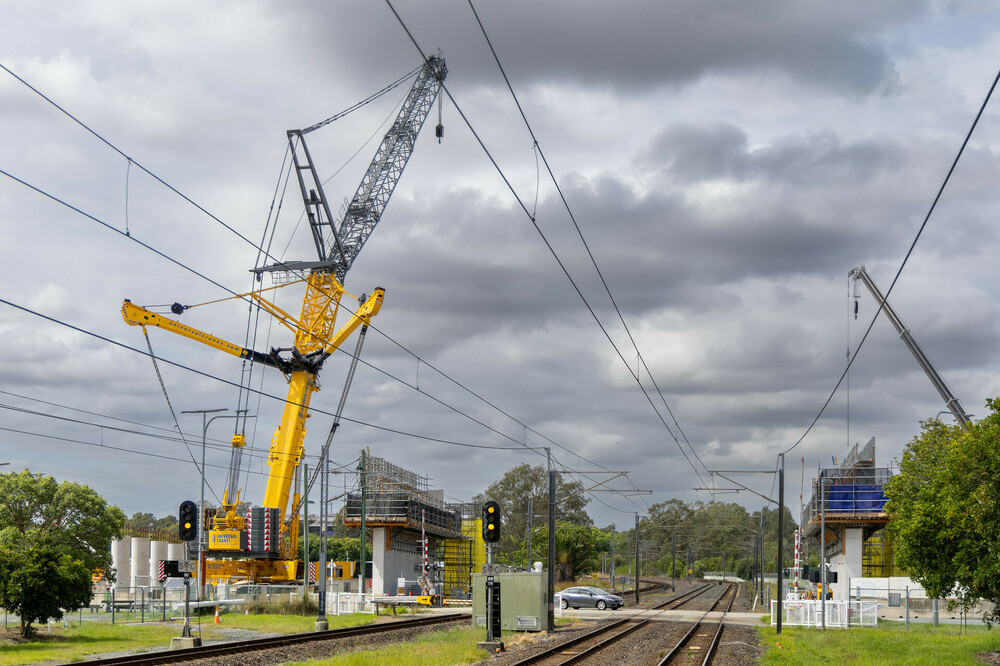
(821, 474, 827, 631)
(358, 449, 367, 596)
(303, 463, 309, 606)
(634, 513, 640, 603)
(671, 533, 676, 592)
(181, 407, 226, 600)
(610, 524, 616, 592)
(546, 448, 555, 631)
(777, 452, 785, 635)
(525, 498, 533, 571)
(759, 510, 765, 604)
(316, 456, 329, 631)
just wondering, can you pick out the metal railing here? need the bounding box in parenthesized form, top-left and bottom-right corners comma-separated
(771, 599, 878, 628)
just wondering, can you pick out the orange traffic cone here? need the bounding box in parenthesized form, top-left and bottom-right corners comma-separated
(214, 606, 220, 624)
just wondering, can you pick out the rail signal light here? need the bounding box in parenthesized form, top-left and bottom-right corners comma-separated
(178, 500, 198, 542)
(482, 501, 500, 543)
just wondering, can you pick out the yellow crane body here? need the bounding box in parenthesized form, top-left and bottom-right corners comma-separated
(122, 280, 383, 583)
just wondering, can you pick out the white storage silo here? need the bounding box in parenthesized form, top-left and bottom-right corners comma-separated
(111, 538, 131, 592)
(167, 542, 186, 562)
(149, 540, 168, 584)
(130, 537, 150, 588)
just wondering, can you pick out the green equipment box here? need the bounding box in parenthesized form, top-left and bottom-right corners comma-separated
(471, 571, 550, 632)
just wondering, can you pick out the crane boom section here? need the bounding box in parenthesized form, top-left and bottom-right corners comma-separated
(333, 56, 446, 280)
(122, 300, 279, 369)
(261, 286, 384, 528)
(849, 265, 971, 428)
(281, 56, 447, 282)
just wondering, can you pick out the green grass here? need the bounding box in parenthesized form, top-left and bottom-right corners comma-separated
(281, 626, 489, 665)
(0, 612, 377, 665)
(0, 623, 181, 665)
(205, 610, 377, 634)
(759, 622, 1000, 665)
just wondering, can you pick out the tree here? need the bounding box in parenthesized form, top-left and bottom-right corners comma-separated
(0, 470, 125, 636)
(533, 524, 598, 581)
(884, 399, 1000, 625)
(476, 463, 592, 565)
(0, 544, 93, 635)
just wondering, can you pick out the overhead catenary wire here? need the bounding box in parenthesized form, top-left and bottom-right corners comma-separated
(463, 0, 706, 495)
(383, 0, 707, 495)
(0, 294, 535, 454)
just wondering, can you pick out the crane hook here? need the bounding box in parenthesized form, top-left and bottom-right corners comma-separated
(435, 91, 444, 143)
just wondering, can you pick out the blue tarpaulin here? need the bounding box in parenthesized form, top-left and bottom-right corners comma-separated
(826, 485, 887, 513)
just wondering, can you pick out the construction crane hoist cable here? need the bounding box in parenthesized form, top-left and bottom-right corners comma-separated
(123, 55, 447, 583)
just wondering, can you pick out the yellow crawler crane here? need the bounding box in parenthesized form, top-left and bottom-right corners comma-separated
(123, 282, 383, 581)
(123, 55, 447, 583)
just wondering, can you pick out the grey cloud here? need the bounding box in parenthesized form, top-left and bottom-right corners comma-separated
(289, 0, 923, 95)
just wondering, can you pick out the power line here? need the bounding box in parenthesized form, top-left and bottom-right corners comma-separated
(383, 0, 706, 491)
(0, 61, 283, 267)
(463, 0, 708, 486)
(0, 295, 532, 454)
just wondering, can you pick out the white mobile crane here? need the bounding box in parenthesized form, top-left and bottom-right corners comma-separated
(123, 55, 447, 583)
(850, 265, 971, 429)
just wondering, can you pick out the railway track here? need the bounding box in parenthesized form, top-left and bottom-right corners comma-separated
(68, 612, 468, 666)
(509, 582, 717, 666)
(656, 581, 738, 666)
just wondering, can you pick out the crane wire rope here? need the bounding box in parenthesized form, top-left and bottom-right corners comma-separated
(140, 327, 222, 504)
(464, 0, 706, 493)
(384, 0, 705, 497)
(779, 64, 1000, 457)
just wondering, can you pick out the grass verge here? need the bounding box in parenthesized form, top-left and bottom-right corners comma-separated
(282, 625, 488, 665)
(0, 612, 377, 665)
(759, 621, 1000, 665)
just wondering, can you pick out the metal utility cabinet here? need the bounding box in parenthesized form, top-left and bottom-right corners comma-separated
(472, 572, 550, 632)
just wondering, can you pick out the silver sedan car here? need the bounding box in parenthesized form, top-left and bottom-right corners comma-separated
(559, 586, 624, 610)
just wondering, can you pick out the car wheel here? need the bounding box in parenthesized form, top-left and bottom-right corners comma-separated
(596, 600, 607, 610)
(561, 598, 568, 610)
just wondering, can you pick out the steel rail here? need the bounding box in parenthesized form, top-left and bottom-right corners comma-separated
(511, 582, 717, 666)
(69, 612, 468, 665)
(656, 582, 737, 666)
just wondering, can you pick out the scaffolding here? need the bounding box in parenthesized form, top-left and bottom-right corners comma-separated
(862, 528, 900, 578)
(442, 517, 485, 600)
(342, 455, 462, 538)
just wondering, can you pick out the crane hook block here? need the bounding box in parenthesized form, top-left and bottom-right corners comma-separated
(171, 302, 186, 315)
(436, 123, 444, 142)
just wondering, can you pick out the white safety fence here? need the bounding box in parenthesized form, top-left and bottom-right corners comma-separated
(329, 592, 373, 615)
(771, 599, 878, 628)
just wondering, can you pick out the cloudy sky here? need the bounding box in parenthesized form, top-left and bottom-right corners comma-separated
(2, 1, 999, 529)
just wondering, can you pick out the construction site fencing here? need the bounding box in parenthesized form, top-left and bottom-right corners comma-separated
(772, 599, 879, 628)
